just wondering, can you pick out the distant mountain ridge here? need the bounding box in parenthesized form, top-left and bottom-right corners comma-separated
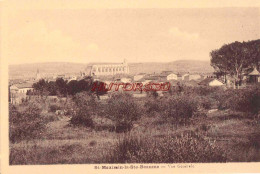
(9, 60, 214, 79)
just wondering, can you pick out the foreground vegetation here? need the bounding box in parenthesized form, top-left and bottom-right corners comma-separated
(9, 85, 260, 164)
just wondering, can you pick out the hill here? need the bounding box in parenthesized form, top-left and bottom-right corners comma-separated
(129, 60, 213, 75)
(9, 60, 213, 79)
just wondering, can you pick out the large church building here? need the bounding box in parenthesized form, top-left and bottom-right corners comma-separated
(85, 59, 129, 76)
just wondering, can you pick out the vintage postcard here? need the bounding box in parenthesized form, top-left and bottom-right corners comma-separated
(1, 0, 260, 173)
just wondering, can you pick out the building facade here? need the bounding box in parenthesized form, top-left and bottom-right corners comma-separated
(86, 60, 129, 76)
(167, 73, 178, 81)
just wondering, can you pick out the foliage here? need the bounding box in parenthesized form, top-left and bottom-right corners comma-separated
(106, 93, 142, 132)
(210, 39, 260, 86)
(105, 132, 227, 163)
(164, 95, 198, 126)
(32, 77, 107, 97)
(69, 92, 97, 127)
(144, 97, 164, 113)
(9, 103, 46, 143)
(225, 86, 260, 115)
(48, 104, 61, 113)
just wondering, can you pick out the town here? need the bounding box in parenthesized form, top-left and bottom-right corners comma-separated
(9, 58, 260, 104)
(8, 7, 260, 166)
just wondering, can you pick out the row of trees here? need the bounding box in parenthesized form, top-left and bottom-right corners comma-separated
(30, 77, 107, 97)
(210, 39, 260, 86)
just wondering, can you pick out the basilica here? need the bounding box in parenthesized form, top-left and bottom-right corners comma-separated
(85, 59, 129, 76)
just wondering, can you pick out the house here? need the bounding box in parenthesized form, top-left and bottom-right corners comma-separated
(10, 83, 34, 94)
(166, 73, 178, 81)
(121, 77, 132, 83)
(199, 78, 225, 87)
(247, 67, 260, 83)
(9, 83, 34, 104)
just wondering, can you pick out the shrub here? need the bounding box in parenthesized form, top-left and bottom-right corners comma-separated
(227, 86, 260, 115)
(106, 93, 142, 132)
(216, 86, 260, 115)
(9, 103, 45, 143)
(193, 86, 222, 96)
(194, 96, 214, 110)
(69, 92, 96, 127)
(144, 97, 165, 114)
(42, 112, 60, 122)
(105, 132, 227, 163)
(48, 104, 61, 113)
(164, 95, 198, 126)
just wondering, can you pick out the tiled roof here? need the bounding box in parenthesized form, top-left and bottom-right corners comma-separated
(13, 83, 33, 89)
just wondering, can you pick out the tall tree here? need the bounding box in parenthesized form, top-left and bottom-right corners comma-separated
(210, 40, 260, 86)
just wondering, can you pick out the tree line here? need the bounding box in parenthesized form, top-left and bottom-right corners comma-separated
(29, 77, 107, 97)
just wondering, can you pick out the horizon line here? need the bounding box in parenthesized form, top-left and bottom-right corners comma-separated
(9, 59, 211, 66)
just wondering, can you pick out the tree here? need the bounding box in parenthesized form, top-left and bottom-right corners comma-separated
(106, 93, 141, 132)
(69, 92, 96, 127)
(55, 78, 68, 97)
(91, 81, 108, 100)
(210, 40, 260, 87)
(32, 79, 48, 93)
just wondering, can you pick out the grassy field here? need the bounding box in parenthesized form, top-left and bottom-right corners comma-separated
(10, 106, 260, 164)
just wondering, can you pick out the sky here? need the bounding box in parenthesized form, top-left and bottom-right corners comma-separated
(4, 7, 260, 64)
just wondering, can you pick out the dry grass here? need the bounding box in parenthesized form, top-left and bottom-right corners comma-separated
(10, 108, 260, 164)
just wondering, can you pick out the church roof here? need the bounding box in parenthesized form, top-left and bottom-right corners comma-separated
(248, 67, 260, 76)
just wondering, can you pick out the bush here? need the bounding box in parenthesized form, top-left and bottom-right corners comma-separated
(193, 86, 222, 96)
(48, 104, 61, 113)
(144, 97, 165, 114)
(164, 95, 198, 126)
(227, 86, 260, 115)
(194, 96, 214, 110)
(9, 103, 46, 143)
(106, 93, 142, 132)
(69, 92, 96, 127)
(216, 86, 260, 115)
(105, 132, 227, 163)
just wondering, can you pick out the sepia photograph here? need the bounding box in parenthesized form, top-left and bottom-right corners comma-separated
(2, 0, 260, 171)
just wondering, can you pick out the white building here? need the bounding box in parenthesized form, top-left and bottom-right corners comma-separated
(86, 59, 129, 76)
(166, 73, 178, 81)
(10, 83, 34, 94)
